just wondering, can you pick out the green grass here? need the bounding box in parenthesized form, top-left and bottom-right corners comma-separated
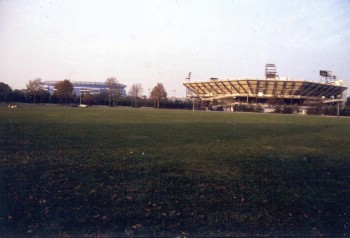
(1, 104, 349, 236)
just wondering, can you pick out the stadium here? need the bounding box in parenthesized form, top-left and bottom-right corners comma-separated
(183, 64, 347, 108)
(41, 81, 127, 97)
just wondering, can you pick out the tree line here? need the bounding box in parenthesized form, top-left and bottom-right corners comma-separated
(0, 79, 195, 109)
(3, 78, 349, 114)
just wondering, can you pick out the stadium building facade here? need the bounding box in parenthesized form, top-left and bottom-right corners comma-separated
(183, 65, 347, 106)
(41, 81, 127, 97)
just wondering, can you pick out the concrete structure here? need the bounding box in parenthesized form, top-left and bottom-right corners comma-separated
(41, 81, 127, 97)
(184, 78, 347, 104)
(183, 65, 347, 106)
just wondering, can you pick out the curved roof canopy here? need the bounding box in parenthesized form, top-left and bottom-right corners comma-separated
(184, 79, 347, 101)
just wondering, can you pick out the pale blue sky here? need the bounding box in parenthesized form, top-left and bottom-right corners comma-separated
(1, 0, 349, 97)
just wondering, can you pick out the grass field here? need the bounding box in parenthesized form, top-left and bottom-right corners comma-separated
(1, 104, 349, 236)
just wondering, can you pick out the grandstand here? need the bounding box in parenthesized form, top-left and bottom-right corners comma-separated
(41, 81, 127, 97)
(183, 65, 347, 105)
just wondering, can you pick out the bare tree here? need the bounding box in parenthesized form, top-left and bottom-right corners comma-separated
(26, 78, 44, 103)
(54, 79, 74, 104)
(128, 83, 143, 108)
(150, 83, 167, 108)
(105, 77, 119, 106)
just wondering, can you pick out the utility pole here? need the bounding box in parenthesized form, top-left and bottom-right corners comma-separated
(185, 72, 195, 111)
(192, 97, 195, 111)
(80, 92, 82, 105)
(337, 95, 340, 118)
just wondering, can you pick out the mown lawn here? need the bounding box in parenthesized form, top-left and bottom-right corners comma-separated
(0, 104, 349, 236)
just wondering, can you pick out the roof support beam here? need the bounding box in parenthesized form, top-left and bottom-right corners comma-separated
(327, 87, 343, 98)
(278, 81, 286, 97)
(264, 80, 269, 94)
(200, 82, 214, 95)
(208, 82, 221, 95)
(305, 83, 323, 97)
(301, 83, 317, 96)
(315, 85, 332, 97)
(219, 81, 232, 94)
(256, 80, 261, 94)
(273, 81, 278, 96)
(212, 82, 225, 94)
(236, 81, 248, 94)
(246, 80, 254, 95)
(228, 81, 240, 94)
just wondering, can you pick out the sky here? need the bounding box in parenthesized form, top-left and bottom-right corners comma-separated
(0, 0, 350, 97)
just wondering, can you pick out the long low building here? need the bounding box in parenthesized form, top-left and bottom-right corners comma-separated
(41, 81, 127, 97)
(184, 64, 347, 105)
(184, 78, 347, 104)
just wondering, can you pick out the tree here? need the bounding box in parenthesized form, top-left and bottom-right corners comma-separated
(26, 78, 45, 103)
(13, 90, 26, 102)
(93, 92, 108, 105)
(150, 83, 167, 108)
(105, 77, 119, 106)
(346, 96, 350, 107)
(128, 83, 143, 108)
(0, 82, 12, 102)
(81, 93, 94, 105)
(54, 79, 74, 104)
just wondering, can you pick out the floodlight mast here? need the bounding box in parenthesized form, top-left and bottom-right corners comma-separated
(319, 70, 333, 83)
(185, 72, 194, 111)
(265, 64, 278, 80)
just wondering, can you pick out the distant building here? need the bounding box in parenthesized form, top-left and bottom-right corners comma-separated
(184, 78, 347, 104)
(183, 64, 347, 105)
(41, 81, 127, 97)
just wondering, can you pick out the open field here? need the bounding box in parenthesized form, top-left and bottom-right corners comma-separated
(1, 104, 350, 236)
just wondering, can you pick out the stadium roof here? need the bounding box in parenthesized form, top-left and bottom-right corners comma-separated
(183, 78, 347, 101)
